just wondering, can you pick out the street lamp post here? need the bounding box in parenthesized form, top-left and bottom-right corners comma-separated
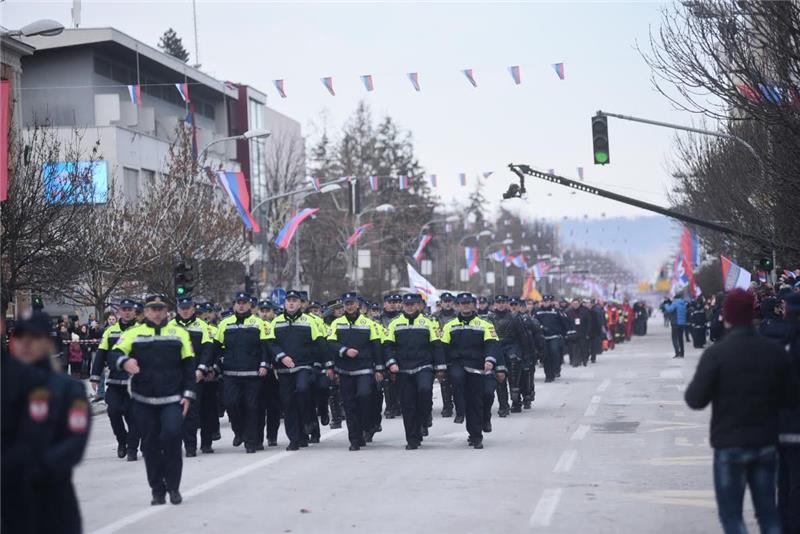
(1, 19, 65, 37)
(353, 204, 395, 292)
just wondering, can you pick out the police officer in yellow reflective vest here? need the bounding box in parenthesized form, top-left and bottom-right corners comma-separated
(214, 292, 270, 453)
(167, 296, 214, 456)
(440, 293, 500, 449)
(111, 294, 195, 506)
(384, 293, 446, 450)
(326, 292, 384, 451)
(89, 298, 139, 461)
(266, 290, 328, 451)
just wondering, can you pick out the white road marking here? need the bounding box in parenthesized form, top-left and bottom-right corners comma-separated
(584, 403, 599, 417)
(570, 424, 590, 441)
(529, 488, 563, 528)
(590, 395, 602, 404)
(553, 449, 577, 473)
(596, 379, 611, 392)
(88, 429, 345, 534)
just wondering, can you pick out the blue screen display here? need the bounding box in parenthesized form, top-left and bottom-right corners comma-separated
(43, 160, 108, 204)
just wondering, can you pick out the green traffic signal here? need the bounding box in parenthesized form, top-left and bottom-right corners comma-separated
(594, 151, 609, 164)
(592, 115, 610, 165)
(176, 286, 186, 296)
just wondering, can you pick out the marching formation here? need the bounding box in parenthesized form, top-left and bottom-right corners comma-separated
(86, 289, 646, 506)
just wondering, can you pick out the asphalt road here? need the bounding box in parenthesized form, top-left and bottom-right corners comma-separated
(77, 320, 737, 534)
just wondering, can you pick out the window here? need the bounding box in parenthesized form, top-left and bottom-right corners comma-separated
(123, 167, 139, 207)
(141, 169, 156, 192)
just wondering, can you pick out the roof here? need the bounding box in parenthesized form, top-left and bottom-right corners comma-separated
(1, 34, 35, 57)
(20, 27, 237, 99)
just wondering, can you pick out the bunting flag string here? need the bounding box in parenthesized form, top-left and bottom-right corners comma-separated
(361, 74, 374, 92)
(398, 175, 409, 190)
(508, 65, 521, 85)
(273, 79, 287, 98)
(413, 234, 433, 262)
(465, 247, 480, 276)
(321, 76, 335, 96)
(368, 175, 379, 191)
(407, 72, 421, 92)
(552, 62, 565, 80)
(127, 84, 141, 106)
(490, 247, 507, 263)
(175, 83, 190, 103)
(346, 223, 373, 249)
(216, 171, 260, 233)
(275, 208, 319, 249)
(511, 254, 527, 269)
(462, 68, 477, 88)
(429, 174, 437, 188)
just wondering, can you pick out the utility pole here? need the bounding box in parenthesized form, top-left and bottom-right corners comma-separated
(191, 0, 201, 68)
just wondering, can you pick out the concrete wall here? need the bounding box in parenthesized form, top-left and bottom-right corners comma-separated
(21, 47, 95, 126)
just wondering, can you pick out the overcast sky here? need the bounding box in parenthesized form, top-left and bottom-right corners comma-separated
(4, 0, 704, 228)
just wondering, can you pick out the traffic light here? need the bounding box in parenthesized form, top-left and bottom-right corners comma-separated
(244, 275, 255, 296)
(32, 295, 44, 310)
(759, 257, 774, 272)
(173, 261, 195, 298)
(592, 114, 610, 165)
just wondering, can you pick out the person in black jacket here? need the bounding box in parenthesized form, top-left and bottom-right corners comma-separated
(685, 289, 796, 534)
(565, 299, 591, 367)
(778, 292, 800, 534)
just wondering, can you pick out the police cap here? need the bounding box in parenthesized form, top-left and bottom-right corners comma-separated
(439, 292, 455, 302)
(234, 292, 251, 303)
(285, 290, 303, 300)
(144, 294, 168, 308)
(456, 292, 476, 304)
(119, 298, 137, 309)
(402, 293, 423, 304)
(494, 295, 509, 303)
(12, 310, 52, 337)
(177, 296, 194, 309)
(341, 292, 359, 303)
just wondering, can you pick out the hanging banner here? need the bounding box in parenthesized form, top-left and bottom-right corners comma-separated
(407, 263, 438, 302)
(0, 80, 8, 202)
(321, 76, 335, 96)
(429, 174, 437, 188)
(721, 256, 752, 291)
(413, 234, 433, 263)
(127, 84, 141, 106)
(459, 173, 466, 186)
(398, 175, 408, 190)
(552, 62, 565, 80)
(346, 223, 373, 249)
(175, 83, 190, 103)
(465, 247, 480, 276)
(216, 171, 260, 232)
(360, 74, 374, 92)
(274, 208, 319, 249)
(368, 175, 379, 191)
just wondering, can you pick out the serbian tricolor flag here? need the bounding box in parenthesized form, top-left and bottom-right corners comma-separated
(736, 84, 761, 103)
(413, 234, 433, 262)
(429, 174, 437, 188)
(465, 247, 480, 276)
(680, 226, 699, 294)
(0, 80, 8, 201)
(398, 175, 409, 190)
(407, 72, 421, 92)
(721, 255, 752, 291)
(360, 75, 374, 92)
(275, 208, 320, 249)
(185, 107, 198, 160)
(458, 173, 467, 186)
(532, 261, 549, 281)
(462, 68, 477, 88)
(577, 167, 584, 180)
(552, 63, 565, 80)
(273, 79, 287, 98)
(511, 254, 527, 269)
(175, 83, 190, 103)
(346, 223, 373, 249)
(491, 247, 507, 263)
(216, 171, 260, 232)
(368, 175, 379, 191)
(321, 77, 335, 96)
(128, 84, 141, 106)
(308, 176, 321, 192)
(508, 65, 521, 85)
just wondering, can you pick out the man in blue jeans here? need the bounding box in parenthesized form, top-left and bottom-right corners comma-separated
(664, 294, 688, 358)
(685, 289, 797, 534)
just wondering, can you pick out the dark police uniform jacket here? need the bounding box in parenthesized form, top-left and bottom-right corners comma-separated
(327, 313, 384, 375)
(168, 316, 214, 374)
(266, 311, 328, 374)
(383, 312, 446, 374)
(214, 313, 270, 377)
(89, 320, 136, 386)
(440, 314, 500, 373)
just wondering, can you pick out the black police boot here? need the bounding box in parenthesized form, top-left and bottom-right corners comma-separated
(454, 414, 465, 424)
(286, 442, 300, 451)
(384, 409, 395, 419)
(127, 450, 138, 462)
(405, 441, 420, 450)
(483, 420, 493, 433)
(255, 443, 265, 451)
(319, 410, 330, 427)
(329, 419, 342, 429)
(185, 448, 197, 458)
(212, 431, 221, 441)
(349, 442, 361, 451)
(511, 404, 522, 413)
(232, 435, 243, 447)
(298, 439, 309, 448)
(117, 443, 126, 459)
(467, 436, 475, 446)
(426, 413, 433, 428)
(441, 406, 453, 418)
(472, 438, 484, 450)
(421, 426, 429, 437)
(364, 429, 375, 443)
(151, 490, 166, 506)
(201, 445, 214, 454)
(267, 439, 278, 447)
(498, 407, 510, 418)
(168, 490, 182, 505)
(523, 400, 532, 410)
(245, 446, 256, 454)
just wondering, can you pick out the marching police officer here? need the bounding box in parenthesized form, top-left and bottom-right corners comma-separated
(257, 300, 281, 447)
(214, 292, 270, 453)
(433, 292, 457, 419)
(89, 298, 139, 460)
(304, 294, 333, 442)
(5, 310, 91, 533)
(111, 294, 195, 505)
(383, 293, 445, 450)
(266, 290, 327, 451)
(488, 295, 531, 416)
(535, 295, 570, 382)
(323, 299, 346, 429)
(440, 293, 500, 448)
(380, 294, 403, 419)
(167, 296, 214, 456)
(326, 292, 384, 450)
(513, 298, 545, 410)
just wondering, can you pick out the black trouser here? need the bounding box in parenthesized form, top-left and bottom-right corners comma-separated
(568, 338, 588, 366)
(483, 373, 497, 425)
(278, 368, 314, 445)
(589, 336, 602, 363)
(309, 371, 330, 438)
(371, 379, 384, 429)
(496, 344, 520, 411)
(384, 378, 401, 416)
(670, 325, 685, 356)
(448, 365, 466, 418)
(397, 369, 434, 445)
(182, 390, 200, 452)
(691, 326, 706, 348)
(31, 477, 81, 534)
(133, 402, 183, 492)
(439, 376, 454, 415)
(520, 357, 535, 404)
(223, 375, 261, 448)
(340, 373, 374, 444)
(104, 384, 139, 453)
(779, 444, 800, 534)
(199, 380, 220, 448)
(543, 338, 562, 381)
(329, 379, 344, 424)
(257, 372, 281, 444)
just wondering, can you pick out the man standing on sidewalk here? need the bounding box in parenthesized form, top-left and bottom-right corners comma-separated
(685, 288, 797, 534)
(664, 294, 688, 358)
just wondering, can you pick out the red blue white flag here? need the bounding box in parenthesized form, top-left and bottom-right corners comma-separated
(511, 254, 527, 269)
(346, 223, 373, 249)
(321, 76, 335, 96)
(216, 171, 260, 233)
(275, 208, 319, 249)
(273, 79, 287, 98)
(429, 174, 437, 188)
(413, 234, 433, 262)
(361, 75, 374, 92)
(459, 173, 467, 186)
(128, 84, 141, 106)
(398, 175, 409, 190)
(552, 63, 565, 80)
(407, 72, 421, 92)
(368, 175, 379, 191)
(491, 247, 507, 263)
(308, 176, 321, 192)
(482, 171, 493, 179)
(175, 83, 190, 103)
(508, 65, 521, 85)
(462, 68, 477, 88)
(465, 247, 480, 276)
